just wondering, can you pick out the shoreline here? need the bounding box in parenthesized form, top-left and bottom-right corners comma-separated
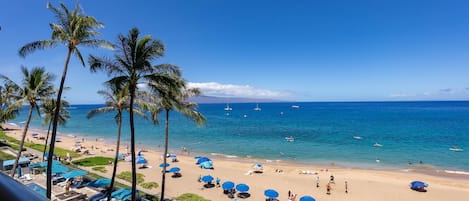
(3, 123, 469, 201)
(4, 122, 469, 181)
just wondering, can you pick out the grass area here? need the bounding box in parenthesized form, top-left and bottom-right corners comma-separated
(72, 156, 113, 166)
(116, 171, 145, 184)
(0, 150, 15, 160)
(92, 166, 107, 173)
(141, 182, 159, 189)
(0, 130, 80, 158)
(175, 193, 211, 201)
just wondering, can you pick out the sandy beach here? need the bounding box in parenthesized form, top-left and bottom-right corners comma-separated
(2, 123, 469, 201)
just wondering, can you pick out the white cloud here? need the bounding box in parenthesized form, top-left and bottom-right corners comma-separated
(188, 82, 291, 99)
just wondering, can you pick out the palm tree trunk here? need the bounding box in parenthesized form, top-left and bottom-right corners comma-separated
(10, 104, 33, 177)
(107, 111, 122, 201)
(160, 109, 170, 201)
(42, 120, 52, 162)
(129, 86, 137, 201)
(47, 48, 72, 199)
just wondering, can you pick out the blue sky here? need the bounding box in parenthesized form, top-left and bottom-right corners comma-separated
(2, 0, 469, 103)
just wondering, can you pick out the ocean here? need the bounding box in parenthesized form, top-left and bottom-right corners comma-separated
(10, 101, 469, 172)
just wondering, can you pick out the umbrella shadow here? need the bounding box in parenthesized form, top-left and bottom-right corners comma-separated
(237, 192, 251, 199)
(204, 183, 215, 188)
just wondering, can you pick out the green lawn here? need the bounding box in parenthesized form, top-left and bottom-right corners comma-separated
(175, 193, 211, 201)
(116, 171, 145, 184)
(0, 150, 15, 160)
(0, 130, 80, 158)
(141, 182, 159, 189)
(72, 156, 114, 166)
(91, 166, 107, 173)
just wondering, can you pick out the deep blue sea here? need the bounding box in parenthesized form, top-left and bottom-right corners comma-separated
(10, 101, 469, 172)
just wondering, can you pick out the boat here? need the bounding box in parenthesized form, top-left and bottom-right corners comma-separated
(254, 103, 261, 111)
(449, 146, 463, 152)
(291, 105, 300, 108)
(224, 103, 232, 111)
(285, 136, 294, 142)
(373, 142, 383, 147)
(353, 136, 362, 140)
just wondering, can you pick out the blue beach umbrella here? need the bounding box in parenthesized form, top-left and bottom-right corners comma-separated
(62, 170, 88, 179)
(201, 175, 214, 183)
(264, 189, 279, 198)
(86, 178, 111, 188)
(137, 157, 148, 164)
(169, 167, 181, 173)
(46, 165, 68, 174)
(200, 161, 213, 169)
(299, 196, 316, 201)
(222, 181, 235, 190)
(159, 163, 170, 168)
(410, 181, 428, 188)
(197, 157, 211, 164)
(236, 183, 249, 192)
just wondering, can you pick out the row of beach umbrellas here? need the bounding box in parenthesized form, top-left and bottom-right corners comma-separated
(220, 180, 315, 200)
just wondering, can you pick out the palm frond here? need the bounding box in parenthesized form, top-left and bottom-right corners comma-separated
(18, 40, 57, 57)
(73, 48, 85, 67)
(86, 106, 116, 119)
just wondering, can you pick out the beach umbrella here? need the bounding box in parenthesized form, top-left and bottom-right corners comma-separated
(200, 161, 213, 169)
(169, 154, 177, 158)
(264, 189, 279, 198)
(299, 196, 316, 201)
(86, 178, 111, 188)
(410, 181, 428, 188)
(137, 157, 147, 164)
(30, 160, 61, 168)
(197, 157, 211, 164)
(202, 175, 214, 183)
(62, 170, 88, 179)
(47, 165, 68, 174)
(253, 163, 262, 169)
(169, 167, 181, 173)
(222, 181, 235, 190)
(236, 183, 249, 192)
(159, 163, 170, 168)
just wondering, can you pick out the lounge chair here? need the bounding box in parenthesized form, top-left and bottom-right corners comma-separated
(20, 174, 32, 181)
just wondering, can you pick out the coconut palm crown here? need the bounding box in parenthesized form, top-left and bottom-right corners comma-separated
(0, 66, 55, 178)
(89, 27, 179, 200)
(18, 2, 112, 198)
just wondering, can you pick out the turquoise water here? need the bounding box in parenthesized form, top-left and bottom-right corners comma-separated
(12, 101, 469, 171)
(26, 183, 46, 197)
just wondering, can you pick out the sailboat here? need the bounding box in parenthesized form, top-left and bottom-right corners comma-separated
(254, 103, 261, 111)
(224, 103, 233, 111)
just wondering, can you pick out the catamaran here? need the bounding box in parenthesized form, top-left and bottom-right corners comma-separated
(224, 103, 232, 111)
(254, 103, 261, 111)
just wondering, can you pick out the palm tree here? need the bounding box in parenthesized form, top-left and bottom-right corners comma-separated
(41, 98, 70, 161)
(89, 27, 179, 201)
(0, 66, 55, 178)
(0, 82, 22, 128)
(18, 2, 112, 198)
(87, 82, 146, 201)
(147, 76, 206, 201)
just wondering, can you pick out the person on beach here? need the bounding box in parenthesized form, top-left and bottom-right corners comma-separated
(327, 182, 331, 195)
(198, 175, 202, 182)
(316, 176, 320, 188)
(330, 175, 335, 184)
(65, 179, 71, 195)
(288, 190, 291, 198)
(216, 177, 221, 187)
(345, 181, 348, 193)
